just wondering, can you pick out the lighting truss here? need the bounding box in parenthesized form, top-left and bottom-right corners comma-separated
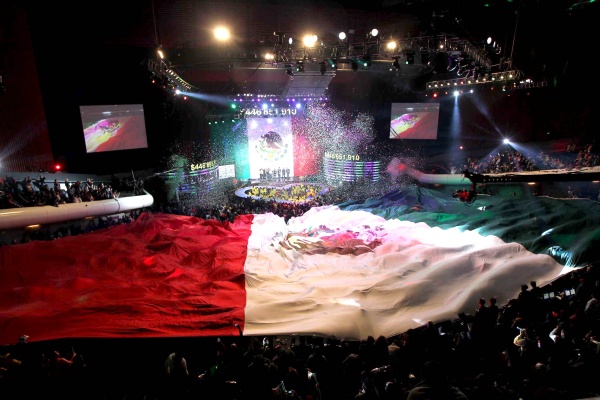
(170, 33, 504, 77)
(148, 59, 195, 92)
(426, 70, 523, 91)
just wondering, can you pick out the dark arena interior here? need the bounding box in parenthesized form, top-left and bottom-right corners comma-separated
(2, 1, 600, 399)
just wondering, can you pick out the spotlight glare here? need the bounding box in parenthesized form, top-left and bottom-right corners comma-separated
(214, 27, 230, 41)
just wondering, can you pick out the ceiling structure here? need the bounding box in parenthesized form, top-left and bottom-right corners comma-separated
(138, 0, 596, 100)
(19, 0, 597, 102)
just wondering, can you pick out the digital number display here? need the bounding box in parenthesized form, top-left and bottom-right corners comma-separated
(324, 152, 361, 161)
(242, 108, 298, 117)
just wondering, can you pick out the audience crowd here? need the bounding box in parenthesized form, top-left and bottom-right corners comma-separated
(0, 175, 119, 209)
(1, 263, 599, 399)
(1, 142, 600, 399)
(448, 143, 598, 175)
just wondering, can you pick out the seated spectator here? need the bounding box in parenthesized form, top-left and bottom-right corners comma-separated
(407, 360, 470, 400)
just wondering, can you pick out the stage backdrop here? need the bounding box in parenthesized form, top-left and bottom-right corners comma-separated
(210, 116, 320, 181)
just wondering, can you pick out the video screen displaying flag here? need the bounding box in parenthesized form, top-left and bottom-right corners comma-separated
(80, 104, 149, 153)
(390, 103, 440, 140)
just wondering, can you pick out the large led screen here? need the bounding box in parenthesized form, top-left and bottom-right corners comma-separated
(247, 118, 294, 180)
(80, 104, 149, 153)
(211, 115, 321, 181)
(390, 103, 440, 140)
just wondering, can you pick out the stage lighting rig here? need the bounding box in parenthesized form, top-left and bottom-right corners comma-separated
(148, 47, 195, 94)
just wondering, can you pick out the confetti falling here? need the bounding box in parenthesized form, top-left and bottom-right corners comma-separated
(161, 101, 430, 207)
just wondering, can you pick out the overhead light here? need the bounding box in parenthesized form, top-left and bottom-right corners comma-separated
(362, 54, 371, 67)
(303, 35, 317, 47)
(214, 27, 231, 41)
(338, 32, 346, 40)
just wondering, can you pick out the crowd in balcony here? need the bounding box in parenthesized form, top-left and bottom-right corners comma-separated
(448, 143, 599, 176)
(0, 175, 119, 209)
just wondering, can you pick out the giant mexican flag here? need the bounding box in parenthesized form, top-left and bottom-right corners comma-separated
(1, 187, 589, 344)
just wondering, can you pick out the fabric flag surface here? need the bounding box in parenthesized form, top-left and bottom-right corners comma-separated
(2, 186, 594, 344)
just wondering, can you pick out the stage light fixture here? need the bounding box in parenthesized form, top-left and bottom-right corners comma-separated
(214, 27, 231, 41)
(362, 55, 371, 67)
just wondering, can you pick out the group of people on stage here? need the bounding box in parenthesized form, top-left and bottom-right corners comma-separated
(259, 167, 291, 181)
(245, 184, 322, 204)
